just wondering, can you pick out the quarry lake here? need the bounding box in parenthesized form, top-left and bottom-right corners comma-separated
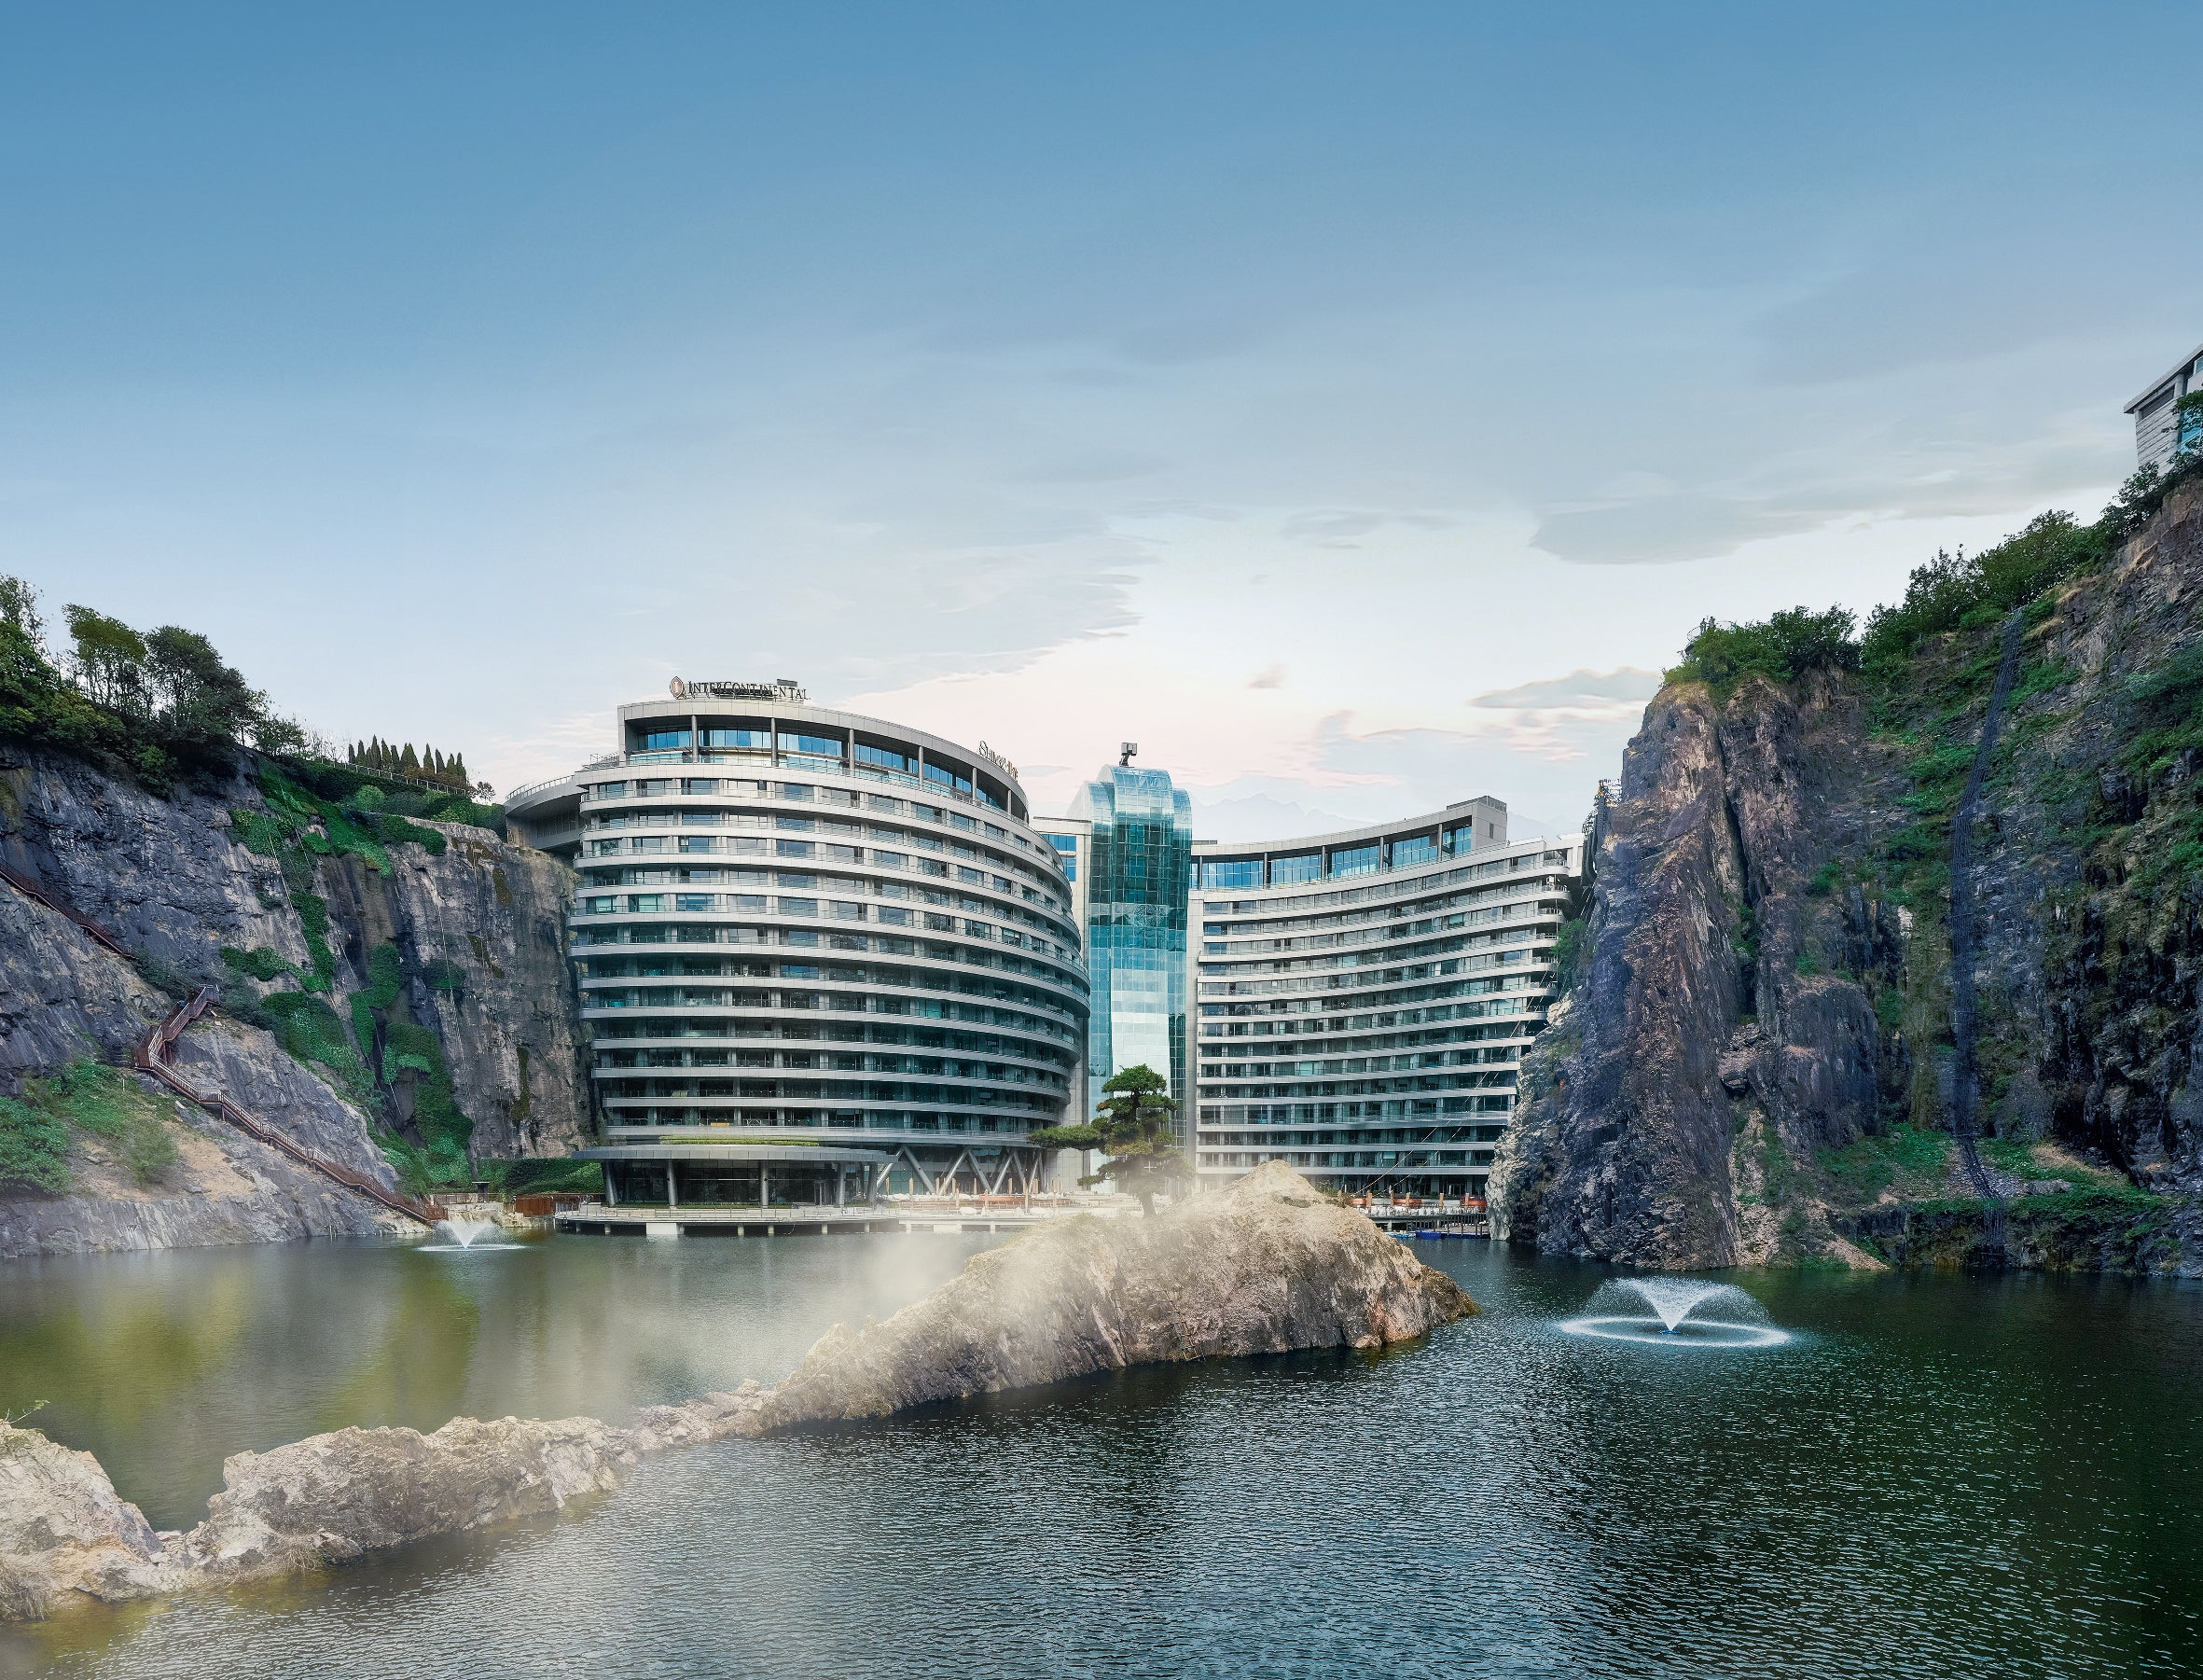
(4, 1234, 2200, 1680)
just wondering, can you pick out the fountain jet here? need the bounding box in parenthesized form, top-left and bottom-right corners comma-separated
(1559, 1277, 1790, 1349)
(423, 1219, 520, 1252)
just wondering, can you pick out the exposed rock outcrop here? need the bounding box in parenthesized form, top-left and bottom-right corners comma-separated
(1497, 480, 2203, 1273)
(186, 1416, 637, 1580)
(0, 889, 408, 1258)
(759, 1159, 1473, 1425)
(0, 741, 589, 1253)
(0, 1164, 1475, 1618)
(0, 1423, 174, 1619)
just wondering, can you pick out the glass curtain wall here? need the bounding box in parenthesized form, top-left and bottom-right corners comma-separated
(1071, 766, 1193, 1112)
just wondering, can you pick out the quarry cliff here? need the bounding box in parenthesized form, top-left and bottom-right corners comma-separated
(0, 743, 589, 1257)
(1494, 478, 2203, 1273)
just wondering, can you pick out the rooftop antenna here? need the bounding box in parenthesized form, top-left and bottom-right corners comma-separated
(1119, 741, 1138, 767)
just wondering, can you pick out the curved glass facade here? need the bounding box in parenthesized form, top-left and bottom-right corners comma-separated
(1071, 766, 1193, 1107)
(1190, 805, 1580, 1202)
(508, 700, 1088, 1197)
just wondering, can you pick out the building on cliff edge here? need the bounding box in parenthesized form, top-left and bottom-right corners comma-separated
(504, 685, 1088, 1206)
(2127, 343, 2203, 473)
(1186, 798, 1581, 1205)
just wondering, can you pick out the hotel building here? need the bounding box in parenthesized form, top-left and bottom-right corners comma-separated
(1187, 798, 1582, 1203)
(505, 684, 1088, 1207)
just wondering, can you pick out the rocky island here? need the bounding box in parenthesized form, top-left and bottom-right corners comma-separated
(0, 1162, 1475, 1619)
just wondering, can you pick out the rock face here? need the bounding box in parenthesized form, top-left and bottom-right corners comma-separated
(760, 1160, 1475, 1425)
(1496, 481, 2203, 1272)
(0, 1425, 174, 1619)
(0, 742, 589, 1254)
(0, 889, 407, 1259)
(0, 1166, 1476, 1618)
(311, 826, 587, 1161)
(186, 1416, 637, 1579)
(378, 830, 585, 1159)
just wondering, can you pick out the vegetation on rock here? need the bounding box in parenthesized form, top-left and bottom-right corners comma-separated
(1030, 1062, 1188, 1215)
(0, 1062, 179, 1196)
(1505, 439, 2203, 1274)
(0, 579, 307, 792)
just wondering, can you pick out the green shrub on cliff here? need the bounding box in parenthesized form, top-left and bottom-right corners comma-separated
(1667, 605, 1858, 695)
(0, 577, 308, 791)
(261, 993, 376, 1109)
(221, 946, 293, 982)
(1818, 1126, 1949, 1206)
(2122, 644, 2203, 786)
(0, 1062, 178, 1192)
(498, 1158, 604, 1196)
(0, 1093, 70, 1195)
(1860, 512, 2106, 679)
(47, 1062, 179, 1186)
(349, 941, 477, 1176)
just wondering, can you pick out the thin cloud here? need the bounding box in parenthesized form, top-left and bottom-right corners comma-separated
(1469, 667, 1664, 710)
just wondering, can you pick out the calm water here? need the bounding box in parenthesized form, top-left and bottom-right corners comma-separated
(4, 1231, 2201, 1679)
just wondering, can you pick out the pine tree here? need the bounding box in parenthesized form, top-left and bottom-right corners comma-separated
(1029, 1064, 1187, 1215)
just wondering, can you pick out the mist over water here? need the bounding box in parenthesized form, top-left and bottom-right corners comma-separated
(0, 1231, 993, 1532)
(5, 1240, 2203, 1678)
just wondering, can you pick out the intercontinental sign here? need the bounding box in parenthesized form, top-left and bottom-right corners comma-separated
(667, 677, 809, 703)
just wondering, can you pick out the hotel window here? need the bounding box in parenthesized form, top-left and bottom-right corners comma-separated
(778, 732, 844, 761)
(640, 729, 691, 751)
(1271, 853, 1321, 885)
(854, 743, 913, 774)
(1392, 835, 1440, 868)
(1202, 858, 1264, 890)
(1329, 844, 1380, 880)
(705, 729, 771, 750)
(922, 762, 974, 796)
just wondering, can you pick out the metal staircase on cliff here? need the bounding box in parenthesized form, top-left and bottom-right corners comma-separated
(0, 858, 439, 1227)
(0, 859, 135, 959)
(134, 990, 442, 1227)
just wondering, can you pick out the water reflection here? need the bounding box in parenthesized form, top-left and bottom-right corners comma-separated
(0, 1232, 992, 1531)
(4, 1240, 2201, 1679)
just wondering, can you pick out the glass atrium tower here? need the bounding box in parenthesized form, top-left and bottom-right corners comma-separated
(1070, 763, 1193, 1108)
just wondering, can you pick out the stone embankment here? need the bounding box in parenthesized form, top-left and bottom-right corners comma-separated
(0, 1164, 1475, 1618)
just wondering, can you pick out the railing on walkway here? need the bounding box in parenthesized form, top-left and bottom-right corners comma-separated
(135, 988, 441, 1227)
(0, 859, 134, 958)
(1, 851, 439, 1228)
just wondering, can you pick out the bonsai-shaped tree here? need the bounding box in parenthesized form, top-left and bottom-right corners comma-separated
(1030, 1063, 1187, 1217)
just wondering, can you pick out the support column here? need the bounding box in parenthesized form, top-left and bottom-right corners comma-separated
(759, 1166, 770, 1210)
(604, 1167, 619, 1207)
(665, 1163, 678, 1209)
(836, 1168, 846, 1206)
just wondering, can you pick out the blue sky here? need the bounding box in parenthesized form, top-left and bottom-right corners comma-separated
(6, 3, 2197, 836)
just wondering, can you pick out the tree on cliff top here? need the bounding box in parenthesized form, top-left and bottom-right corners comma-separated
(1667, 604, 1859, 695)
(0, 576, 312, 786)
(1030, 1063, 1188, 1216)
